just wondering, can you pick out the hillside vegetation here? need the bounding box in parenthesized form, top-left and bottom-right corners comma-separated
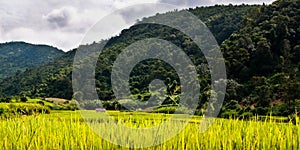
(0, 4, 257, 99)
(0, 0, 299, 117)
(0, 42, 64, 80)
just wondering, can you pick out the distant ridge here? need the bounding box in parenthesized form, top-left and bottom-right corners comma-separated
(0, 41, 64, 80)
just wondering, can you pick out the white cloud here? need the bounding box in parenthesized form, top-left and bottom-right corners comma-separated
(1, 27, 82, 51)
(0, 0, 275, 51)
(82, 13, 128, 45)
(112, 0, 160, 8)
(81, 3, 176, 45)
(44, 7, 76, 28)
(0, 0, 162, 51)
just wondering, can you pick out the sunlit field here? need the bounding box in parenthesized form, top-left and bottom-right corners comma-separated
(0, 111, 299, 149)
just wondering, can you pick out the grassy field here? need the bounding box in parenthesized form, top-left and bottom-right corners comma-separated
(0, 110, 299, 149)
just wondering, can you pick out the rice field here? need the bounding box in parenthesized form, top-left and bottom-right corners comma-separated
(0, 111, 299, 149)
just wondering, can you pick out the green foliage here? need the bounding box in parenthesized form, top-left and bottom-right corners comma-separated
(0, 5, 256, 101)
(0, 97, 12, 103)
(0, 103, 50, 118)
(0, 50, 74, 99)
(20, 96, 28, 102)
(220, 0, 300, 116)
(270, 100, 300, 116)
(152, 106, 191, 114)
(220, 110, 239, 119)
(37, 101, 45, 106)
(251, 107, 270, 116)
(0, 1, 299, 117)
(152, 106, 177, 114)
(0, 42, 64, 81)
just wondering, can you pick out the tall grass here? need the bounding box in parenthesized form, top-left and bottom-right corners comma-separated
(0, 111, 299, 149)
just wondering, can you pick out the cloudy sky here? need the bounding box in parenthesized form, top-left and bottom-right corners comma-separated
(0, 0, 275, 51)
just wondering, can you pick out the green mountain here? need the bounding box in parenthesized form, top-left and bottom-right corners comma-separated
(1, 0, 299, 117)
(0, 49, 75, 99)
(0, 4, 257, 100)
(0, 42, 64, 80)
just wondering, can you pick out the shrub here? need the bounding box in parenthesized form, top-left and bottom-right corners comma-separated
(3, 97, 12, 103)
(20, 96, 28, 102)
(239, 112, 253, 120)
(152, 106, 191, 114)
(220, 110, 239, 119)
(152, 106, 176, 114)
(251, 107, 269, 116)
(37, 101, 45, 106)
(0, 97, 4, 103)
(0, 103, 50, 118)
(0, 107, 6, 114)
(12, 96, 20, 102)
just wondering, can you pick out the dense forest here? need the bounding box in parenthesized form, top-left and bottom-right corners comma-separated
(221, 0, 300, 116)
(0, 0, 299, 117)
(0, 4, 256, 99)
(0, 42, 64, 80)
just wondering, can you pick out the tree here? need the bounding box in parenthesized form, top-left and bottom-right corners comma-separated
(20, 96, 28, 102)
(250, 38, 274, 75)
(248, 76, 272, 107)
(4, 97, 11, 103)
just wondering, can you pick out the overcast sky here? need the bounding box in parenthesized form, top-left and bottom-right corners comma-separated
(0, 0, 275, 51)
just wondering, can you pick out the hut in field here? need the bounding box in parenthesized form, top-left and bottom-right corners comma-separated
(95, 108, 106, 112)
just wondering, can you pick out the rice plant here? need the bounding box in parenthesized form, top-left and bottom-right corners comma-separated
(0, 111, 299, 149)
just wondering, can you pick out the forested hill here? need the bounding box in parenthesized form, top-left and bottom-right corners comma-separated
(0, 49, 75, 99)
(0, 0, 299, 117)
(221, 0, 300, 105)
(219, 0, 300, 116)
(108, 4, 257, 46)
(0, 4, 257, 99)
(0, 42, 64, 80)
